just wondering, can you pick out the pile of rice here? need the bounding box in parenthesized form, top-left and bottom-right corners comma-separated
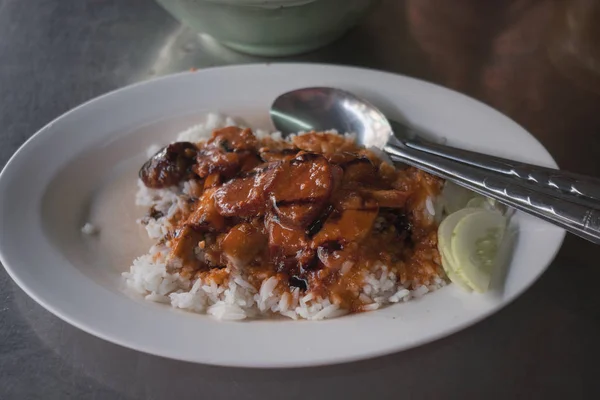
(123, 114, 445, 321)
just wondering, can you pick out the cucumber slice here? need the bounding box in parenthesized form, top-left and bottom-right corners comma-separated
(437, 207, 482, 290)
(465, 196, 489, 209)
(440, 251, 472, 292)
(466, 196, 508, 215)
(450, 210, 507, 293)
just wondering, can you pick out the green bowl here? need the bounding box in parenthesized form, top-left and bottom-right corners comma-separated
(155, 0, 380, 57)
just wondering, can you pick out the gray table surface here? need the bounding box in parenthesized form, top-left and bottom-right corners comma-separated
(2, 0, 600, 399)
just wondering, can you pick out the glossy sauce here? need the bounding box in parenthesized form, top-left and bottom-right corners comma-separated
(140, 128, 444, 312)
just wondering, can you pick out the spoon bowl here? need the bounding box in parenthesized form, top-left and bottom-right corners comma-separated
(270, 87, 392, 148)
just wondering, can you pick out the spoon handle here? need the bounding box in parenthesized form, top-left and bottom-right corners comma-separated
(384, 142, 600, 244)
(402, 136, 600, 203)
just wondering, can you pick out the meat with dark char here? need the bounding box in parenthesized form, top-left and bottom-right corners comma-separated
(220, 221, 268, 268)
(209, 126, 258, 151)
(361, 189, 409, 208)
(265, 213, 317, 276)
(258, 148, 297, 162)
(194, 127, 261, 179)
(292, 132, 360, 154)
(166, 188, 227, 271)
(139, 142, 197, 188)
(339, 156, 377, 184)
(266, 153, 334, 229)
(311, 193, 379, 248)
(213, 163, 279, 218)
(186, 188, 227, 233)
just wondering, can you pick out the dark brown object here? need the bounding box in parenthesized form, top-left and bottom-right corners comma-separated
(139, 142, 198, 188)
(194, 127, 261, 179)
(267, 153, 334, 229)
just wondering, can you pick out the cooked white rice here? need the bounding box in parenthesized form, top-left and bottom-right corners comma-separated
(123, 113, 445, 321)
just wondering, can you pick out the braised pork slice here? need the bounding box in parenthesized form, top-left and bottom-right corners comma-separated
(312, 193, 379, 248)
(139, 142, 198, 188)
(166, 226, 204, 273)
(292, 132, 359, 154)
(220, 221, 267, 269)
(186, 188, 226, 233)
(213, 164, 278, 217)
(266, 214, 316, 274)
(361, 189, 409, 208)
(194, 127, 261, 179)
(258, 148, 298, 163)
(266, 153, 333, 229)
(166, 188, 226, 271)
(340, 156, 378, 184)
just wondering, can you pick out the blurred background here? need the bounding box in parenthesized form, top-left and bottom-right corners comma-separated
(1, 0, 600, 399)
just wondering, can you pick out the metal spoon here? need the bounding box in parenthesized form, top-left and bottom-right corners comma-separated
(270, 87, 600, 244)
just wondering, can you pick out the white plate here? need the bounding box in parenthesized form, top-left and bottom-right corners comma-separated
(0, 64, 564, 368)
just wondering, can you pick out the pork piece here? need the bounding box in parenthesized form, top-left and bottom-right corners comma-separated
(330, 189, 370, 210)
(203, 173, 221, 189)
(340, 156, 378, 184)
(361, 189, 409, 208)
(258, 148, 298, 162)
(312, 193, 379, 247)
(266, 214, 316, 274)
(139, 142, 198, 188)
(186, 188, 227, 232)
(335, 160, 410, 208)
(324, 151, 361, 165)
(292, 132, 359, 154)
(194, 127, 261, 179)
(267, 153, 333, 228)
(315, 241, 359, 271)
(220, 221, 268, 269)
(166, 188, 226, 271)
(324, 153, 383, 193)
(311, 207, 379, 248)
(213, 163, 278, 217)
(166, 226, 204, 273)
(210, 126, 258, 151)
(305, 204, 334, 238)
(330, 163, 344, 192)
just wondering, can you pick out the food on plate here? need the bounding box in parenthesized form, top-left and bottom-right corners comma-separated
(437, 183, 510, 292)
(123, 115, 511, 320)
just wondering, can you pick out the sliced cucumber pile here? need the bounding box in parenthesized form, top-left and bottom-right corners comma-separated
(441, 182, 475, 214)
(465, 197, 489, 209)
(438, 186, 509, 293)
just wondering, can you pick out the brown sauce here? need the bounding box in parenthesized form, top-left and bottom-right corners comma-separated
(140, 127, 444, 312)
